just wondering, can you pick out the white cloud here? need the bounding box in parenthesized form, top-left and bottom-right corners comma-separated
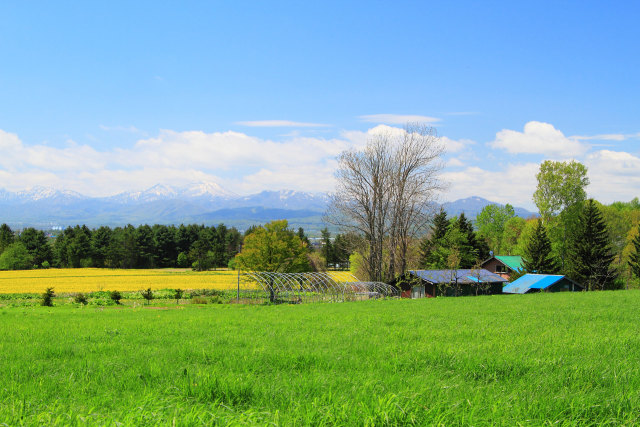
(359, 114, 441, 125)
(441, 163, 540, 209)
(445, 157, 465, 167)
(440, 136, 474, 153)
(235, 120, 330, 127)
(584, 150, 640, 203)
(0, 128, 361, 196)
(572, 132, 640, 141)
(490, 121, 588, 157)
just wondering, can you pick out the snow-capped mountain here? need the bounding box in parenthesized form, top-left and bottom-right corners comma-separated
(13, 186, 86, 203)
(0, 182, 536, 231)
(106, 182, 236, 204)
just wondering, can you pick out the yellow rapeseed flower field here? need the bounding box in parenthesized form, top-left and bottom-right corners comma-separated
(0, 268, 241, 294)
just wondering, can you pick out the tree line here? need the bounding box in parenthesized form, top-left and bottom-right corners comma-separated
(0, 223, 243, 270)
(0, 221, 355, 272)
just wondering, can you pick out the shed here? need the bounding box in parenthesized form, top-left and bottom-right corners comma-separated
(392, 269, 508, 298)
(502, 274, 583, 294)
(481, 255, 523, 280)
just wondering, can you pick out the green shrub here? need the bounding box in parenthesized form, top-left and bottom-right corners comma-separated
(41, 287, 55, 307)
(74, 293, 88, 305)
(110, 290, 122, 304)
(210, 295, 223, 304)
(140, 288, 153, 305)
(174, 288, 183, 304)
(191, 296, 208, 304)
(41, 260, 50, 269)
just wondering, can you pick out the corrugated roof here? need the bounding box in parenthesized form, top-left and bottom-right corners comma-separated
(502, 274, 565, 294)
(494, 255, 524, 272)
(409, 269, 508, 285)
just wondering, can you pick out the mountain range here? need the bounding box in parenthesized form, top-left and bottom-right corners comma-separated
(0, 182, 537, 233)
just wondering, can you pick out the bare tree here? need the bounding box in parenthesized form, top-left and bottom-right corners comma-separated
(326, 123, 444, 282)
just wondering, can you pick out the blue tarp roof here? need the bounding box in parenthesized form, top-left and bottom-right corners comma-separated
(503, 274, 566, 294)
(408, 269, 507, 285)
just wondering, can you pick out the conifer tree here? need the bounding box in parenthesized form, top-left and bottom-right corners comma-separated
(522, 219, 558, 274)
(628, 224, 640, 280)
(569, 199, 615, 290)
(420, 208, 449, 267)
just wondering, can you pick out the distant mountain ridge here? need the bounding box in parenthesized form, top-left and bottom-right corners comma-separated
(0, 183, 536, 232)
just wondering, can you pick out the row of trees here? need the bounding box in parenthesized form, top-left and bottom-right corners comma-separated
(0, 221, 356, 273)
(0, 223, 243, 270)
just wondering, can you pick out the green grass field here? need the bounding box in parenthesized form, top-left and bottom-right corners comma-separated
(1, 291, 639, 425)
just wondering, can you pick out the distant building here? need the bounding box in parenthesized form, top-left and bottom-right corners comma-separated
(502, 274, 583, 294)
(481, 255, 524, 281)
(392, 269, 508, 298)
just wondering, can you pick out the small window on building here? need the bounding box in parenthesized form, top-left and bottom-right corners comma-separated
(495, 264, 507, 273)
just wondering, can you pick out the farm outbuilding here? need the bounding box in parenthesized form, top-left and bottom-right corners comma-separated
(392, 269, 508, 298)
(502, 274, 583, 294)
(236, 271, 400, 304)
(481, 255, 524, 281)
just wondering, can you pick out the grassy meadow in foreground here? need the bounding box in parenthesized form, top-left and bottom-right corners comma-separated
(1, 291, 639, 425)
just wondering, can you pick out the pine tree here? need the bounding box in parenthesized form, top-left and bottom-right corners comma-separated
(522, 219, 558, 274)
(420, 208, 449, 267)
(569, 199, 615, 290)
(457, 213, 485, 267)
(628, 224, 640, 280)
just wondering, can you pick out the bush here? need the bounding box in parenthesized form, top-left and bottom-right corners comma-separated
(140, 288, 153, 305)
(210, 295, 223, 304)
(41, 260, 50, 269)
(174, 288, 183, 304)
(74, 293, 88, 305)
(41, 287, 55, 307)
(110, 290, 122, 304)
(191, 296, 208, 304)
(177, 252, 189, 268)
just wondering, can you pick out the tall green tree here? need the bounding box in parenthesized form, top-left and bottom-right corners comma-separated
(533, 160, 589, 223)
(475, 204, 515, 254)
(0, 224, 14, 254)
(19, 228, 52, 267)
(320, 228, 334, 265)
(522, 220, 558, 274)
(569, 199, 616, 290)
(533, 160, 589, 272)
(0, 242, 33, 270)
(457, 213, 488, 265)
(420, 208, 450, 267)
(627, 223, 640, 280)
(235, 220, 310, 302)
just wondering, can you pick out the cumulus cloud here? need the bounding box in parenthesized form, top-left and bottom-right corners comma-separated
(490, 121, 588, 157)
(359, 114, 441, 125)
(235, 120, 330, 127)
(584, 150, 640, 203)
(0, 128, 363, 196)
(441, 163, 540, 208)
(440, 136, 474, 153)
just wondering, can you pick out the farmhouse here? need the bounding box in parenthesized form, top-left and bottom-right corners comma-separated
(502, 274, 584, 294)
(392, 269, 507, 298)
(481, 255, 523, 281)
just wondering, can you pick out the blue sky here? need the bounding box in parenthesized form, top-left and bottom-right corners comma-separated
(1, 1, 639, 209)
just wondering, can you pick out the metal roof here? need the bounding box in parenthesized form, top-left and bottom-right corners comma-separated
(502, 274, 566, 294)
(494, 255, 524, 272)
(408, 269, 508, 285)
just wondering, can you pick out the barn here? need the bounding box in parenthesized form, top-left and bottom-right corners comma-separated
(502, 274, 583, 294)
(392, 269, 508, 298)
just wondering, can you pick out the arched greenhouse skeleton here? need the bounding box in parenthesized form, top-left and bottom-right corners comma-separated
(235, 272, 399, 304)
